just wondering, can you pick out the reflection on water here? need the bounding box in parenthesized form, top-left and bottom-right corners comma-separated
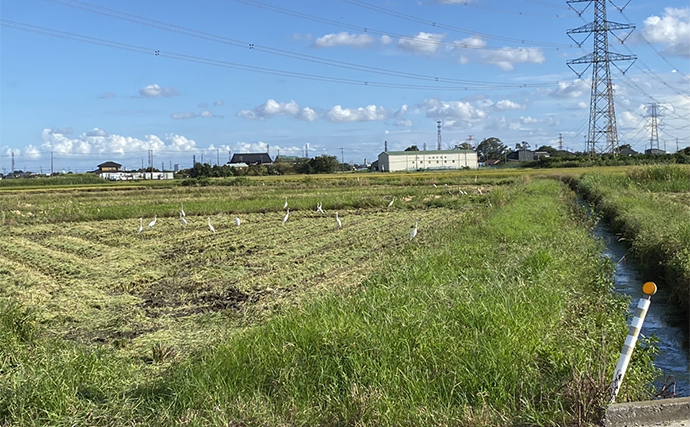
(595, 222, 690, 397)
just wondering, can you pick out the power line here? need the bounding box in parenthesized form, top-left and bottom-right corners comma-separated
(42, 0, 544, 88)
(1, 19, 556, 91)
(339, 0, 573, 48)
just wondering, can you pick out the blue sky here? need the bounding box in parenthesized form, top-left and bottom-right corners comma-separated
(1, 0, 688, 173)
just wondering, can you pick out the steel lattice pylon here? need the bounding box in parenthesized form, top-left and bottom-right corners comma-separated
(566, 0, 637, 155)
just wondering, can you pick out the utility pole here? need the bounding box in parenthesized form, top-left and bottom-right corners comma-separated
(384, 140, 388, 152)
(50, 151, 54, 176)
(567, 0, 637, 155)
(217, 149, 220, 166)
(437, 120, 442, 150)
(11, 152, 15, 173)
(305, 143, 309, 158)
(193, 154, 196, 166)
(341, 147, 345, 172)
(676, 138, 679, 152)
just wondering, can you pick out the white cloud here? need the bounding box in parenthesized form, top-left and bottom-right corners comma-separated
(85, 128, 109, 137)
(577, 101, 588, 109)
(519, 116, 539, 124)
(237, 99, 316, 121)
(381, 35, 393, 45)
(138, 84, 179, 98)
(454, 36, 487, 49)
(50, 127, 73, 135)
(398, 32, 445, 55)
(549, 79, 589, 98)
(314, 32, 375, 48)
(481, 47, 545, 70)
(642, 7, 690, 58)
(213, 100, 224, 106)
(171, 111, 197, 120)
(40, 129, 198, 155)
(325, 105, 389, 122)
(421, 99, 488, 127)
(99, 92, 116, 99)
(495, 99, 526, 110)
(199, 110, 223, 118)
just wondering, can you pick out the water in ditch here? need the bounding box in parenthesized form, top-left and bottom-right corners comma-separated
(595, 222, 690, 397)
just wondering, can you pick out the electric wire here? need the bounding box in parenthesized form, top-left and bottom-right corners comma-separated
(0, 19, 555, 91)
(338, 0, 573, 48)
(41, 0, 560, 88)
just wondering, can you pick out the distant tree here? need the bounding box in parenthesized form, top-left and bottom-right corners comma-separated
(516, 141, 530, 151)
(619, 143, 633, 151)
(404, 145, 420, 151)
(536, 145, 558, 156)
(454, 142, 473, 150)
(312, 155, 339, 173)
(476, 137, 509, 161)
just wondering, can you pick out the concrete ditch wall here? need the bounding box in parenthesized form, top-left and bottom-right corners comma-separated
(603, 397, 690, 426)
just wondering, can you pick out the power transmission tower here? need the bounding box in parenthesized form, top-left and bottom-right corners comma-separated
(566, 0, 636, 155)
(645, 103, 660, 150)
(436, 120, 442, 150)
(558, 133, 564, 151)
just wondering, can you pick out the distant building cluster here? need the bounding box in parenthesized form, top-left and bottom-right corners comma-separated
(94, 161, 173, 180)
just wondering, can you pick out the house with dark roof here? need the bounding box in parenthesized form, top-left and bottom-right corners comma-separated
(97, 161, 122, 173)
(229, 153, 272, 166)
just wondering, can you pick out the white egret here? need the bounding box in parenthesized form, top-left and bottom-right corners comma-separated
(474, 175, 478, 183)
(335, 212, 342, 229)
(179, 212, 187, 225)
(477, 188, 483, 195)
(388, 197, 395, 207)
(137, 218, 143, 234)
(207, 217, 215, 233)
(147, 215, 157, 228)
(316, 202, 325, 214)
(180, 203, 186, 217)
(433, 183, 437, 188)
(283, 197, 288, 209)
(235, 217, 241, 226)
(282, 208, 290, 224)
(445, 184, 453, 195)
(410, 219, 418, 241)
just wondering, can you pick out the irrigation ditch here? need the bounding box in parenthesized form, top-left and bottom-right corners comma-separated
(566, 174, 689, 399)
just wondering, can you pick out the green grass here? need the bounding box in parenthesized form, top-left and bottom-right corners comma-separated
(0, 175, 658, 426)
(577, 165, 690, 311)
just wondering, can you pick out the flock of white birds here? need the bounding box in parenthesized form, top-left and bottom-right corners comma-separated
(136, 197, 420, 241)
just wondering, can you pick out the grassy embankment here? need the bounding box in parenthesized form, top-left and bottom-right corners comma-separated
(0, 176, 656, 426)
(576, 164, 690, 312)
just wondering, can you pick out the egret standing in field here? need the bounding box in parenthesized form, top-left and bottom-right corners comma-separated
(207, 217, 216, 233)
(283, 197, 288, 209)
(147, 215, 157, 228)
(410, 219, 418, 241)
(179, 212, 188, 225)
(282, 208, 290, 224)
(335, 212, 342, 229)
(180, 203, 186, 218)
(137, 218, 143, 234)
(316, 202, 325, 214)
(445, 184, 453, 195)
(388, 197, 395, 207)
(235, 217, 241, 226)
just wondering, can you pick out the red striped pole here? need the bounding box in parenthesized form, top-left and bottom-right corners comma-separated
(610, 281, 657, 403)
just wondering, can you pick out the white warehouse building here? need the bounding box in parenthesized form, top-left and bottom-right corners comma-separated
(377, 150, 478, 172)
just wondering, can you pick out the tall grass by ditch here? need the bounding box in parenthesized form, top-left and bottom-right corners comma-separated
(577, 165, 690, 311)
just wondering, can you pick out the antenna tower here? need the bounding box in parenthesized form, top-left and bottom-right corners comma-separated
(566, 0, 636, 155)
(384, 140, 388, 152)
(558, 133, 564, 151)
(436, 120, 442, 150)
(645, 103, 660, 150)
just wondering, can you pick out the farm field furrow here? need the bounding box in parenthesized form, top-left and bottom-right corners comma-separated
(1, 191, 471, 358)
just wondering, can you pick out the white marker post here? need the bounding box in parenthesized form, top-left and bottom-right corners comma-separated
(610, 281, 657, 403)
